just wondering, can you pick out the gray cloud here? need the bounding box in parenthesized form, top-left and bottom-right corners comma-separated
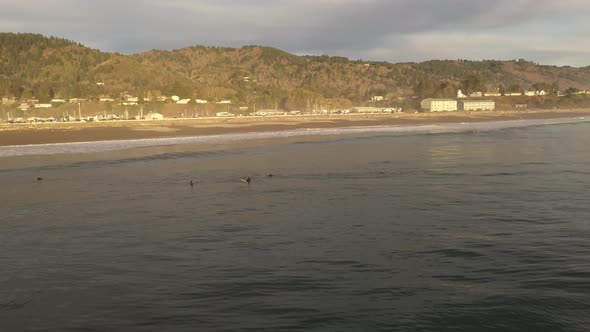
(1, 0, 589, 66)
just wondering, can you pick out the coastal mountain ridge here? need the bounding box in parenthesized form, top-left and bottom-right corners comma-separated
(1, 32, 590, 109)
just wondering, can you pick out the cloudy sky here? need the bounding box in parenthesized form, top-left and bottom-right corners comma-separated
(1, 0, 590, 66)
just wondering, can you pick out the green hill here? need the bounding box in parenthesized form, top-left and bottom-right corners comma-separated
(1, 33, 590, 109)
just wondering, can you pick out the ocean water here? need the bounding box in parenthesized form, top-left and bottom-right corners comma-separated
(1, 120, 590, 331)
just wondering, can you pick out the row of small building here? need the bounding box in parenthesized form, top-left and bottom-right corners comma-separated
(421, 99, 495, 112)
(1, 96, 232, 110)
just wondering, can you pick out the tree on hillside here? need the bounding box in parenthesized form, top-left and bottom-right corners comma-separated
(285, 89, 324, 110)
(532, 81, 560, 95)
(461, 75, 487, 94)
(507, 83, 522, 93)
(564, 87, 580, 95)
(414, 80, 456, 99)
(163, 80, 192, 98)
(324, 98, 353, 110)
(414, 80, 437, 99)
(435, 81, 457, 98)
(35, 84, 54, 102)
(531, 82, 550, 92)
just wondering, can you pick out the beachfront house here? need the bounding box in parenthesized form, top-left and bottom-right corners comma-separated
(420, 98, 457, 112)
(459, 100, 495, 111)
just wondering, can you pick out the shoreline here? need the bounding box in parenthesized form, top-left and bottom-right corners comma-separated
(1, 109, 589, 147)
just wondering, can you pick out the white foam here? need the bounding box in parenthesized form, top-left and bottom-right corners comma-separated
(0, 118, 587, 157)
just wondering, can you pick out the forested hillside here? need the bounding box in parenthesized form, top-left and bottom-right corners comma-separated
(2, 33, 590, 109)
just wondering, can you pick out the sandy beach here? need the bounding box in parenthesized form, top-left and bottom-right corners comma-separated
(1, 109, 589, 146)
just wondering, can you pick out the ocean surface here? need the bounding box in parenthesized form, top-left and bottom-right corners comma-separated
(1, 120, 590, 331)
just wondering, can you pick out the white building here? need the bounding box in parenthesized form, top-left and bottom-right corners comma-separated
(524, 91, 536, 96)
(459, 100, 495, 111)
(51, 99, 66, 103)
(176, 99, 191, 105)
(195, 99, 208, 104)
(216, 112, 234, 117)
(505, 92, 522, 96)
(99, 97, 115, 102)
(171, 95, 180, 102)
(420, 98, 457, 112)
(457, 89, 467, 98)
(216, 100, 232, 104)
(34, 103, 52, 108)
(484, 92, 501, 97)
(469, 92, 483, 98)
(1, 97, 16, 105)
(371, 95, 384, 102)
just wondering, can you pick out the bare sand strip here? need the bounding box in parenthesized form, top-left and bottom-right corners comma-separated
(0, 109, 588, 147)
